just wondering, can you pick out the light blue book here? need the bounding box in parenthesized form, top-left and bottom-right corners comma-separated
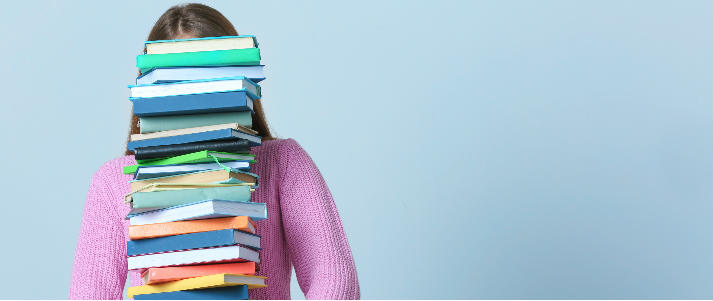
(128, 200, 268, 225)
(139, 111, 253, 134)
(137, 66, 265, 85)
(127, 127, 261, 150)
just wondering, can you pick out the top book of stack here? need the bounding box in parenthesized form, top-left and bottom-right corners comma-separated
(137, 36, 261, 73)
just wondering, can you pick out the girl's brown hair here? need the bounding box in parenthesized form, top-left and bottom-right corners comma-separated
(125, 3, 273, 155)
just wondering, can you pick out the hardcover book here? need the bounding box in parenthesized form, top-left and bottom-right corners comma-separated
(136, 48, 261, 73)
(128, 199, 268, 225)
(128, 273, 266, 298)
(129, 185, 253, 209)
(130, 168, 258, 192)
(134, 161, 251, 180)
(139, 111, 253, 134)
(127, 229, 261, 256)
(130, 90, 254, 117)
(145, 35, 257, 54)
(133, 285, 248, 300)
(127, 127, 261, 151)
(129, 76, 260, 99)
(124, 150, 255, 174)
(131, 123, 257, 142)
(129, 216, 256, 240)
(127, 246, 261, 270)
(133, 140, 252, 161)
(142, 262, 257, 284)
(137, 66, 265, 85)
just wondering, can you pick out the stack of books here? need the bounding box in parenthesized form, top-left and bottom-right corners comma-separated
(122, 35, 268, 300)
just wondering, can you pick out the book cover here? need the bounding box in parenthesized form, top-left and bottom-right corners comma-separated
(127, 128, 261, 151)
(127, 229, 261, 256)
(133, 285, 248, 300)
(130, 168, 258, 192)
(133, 140, 252, 161)
(130, 90, 254, 117)
(127, 246, 261, 270)
(128, 273, 266, 298)
(128, 200, 268, 225)
(134, 161, 251, 180)
(136, 48, 261, 73)
(136, 66, 265, 85)
(129, 76, 260, 99)
(124, 150, 255, 174)
(129, 216, 256, 240)
(145, 35, 257, 54)
(139, 111, 253, 134)
(142, 262, 257, 284)
(129, 185, 252, 209)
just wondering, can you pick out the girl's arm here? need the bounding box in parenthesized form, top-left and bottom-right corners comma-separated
(278, 139, 361, 299)
(69, 164, 128, 299)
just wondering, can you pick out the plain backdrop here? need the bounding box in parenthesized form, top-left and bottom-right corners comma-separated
(0, 0, 711, 299)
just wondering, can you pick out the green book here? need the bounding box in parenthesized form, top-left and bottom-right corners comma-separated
(140, 111, 253, 134)
(131, 185, 252, 209)
(123, 151, 256, 174)
(136, 48, 261, 73)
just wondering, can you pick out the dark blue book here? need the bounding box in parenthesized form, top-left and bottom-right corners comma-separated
(127, 229, 261, 256)
(128, 128, 261, 151)
(131, 91, 254, 117)
(133, 285, 248, 300)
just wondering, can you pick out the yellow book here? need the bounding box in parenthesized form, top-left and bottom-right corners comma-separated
(128, 273, 266, 298)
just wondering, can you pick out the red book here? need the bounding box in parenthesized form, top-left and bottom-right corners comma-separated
(141, 262, 258, 284)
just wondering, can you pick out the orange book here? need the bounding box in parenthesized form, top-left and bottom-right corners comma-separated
(142, 262, 257, 284)
(129, 216, 256, 240)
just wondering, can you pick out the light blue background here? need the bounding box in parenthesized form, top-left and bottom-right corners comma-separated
(0, 0, 710, 299)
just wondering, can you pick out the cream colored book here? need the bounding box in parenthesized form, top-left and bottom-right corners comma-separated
(145, 36, 257, 55)
(128, 273, 266, 298)
(129, 169, 258, 193)
(130, 123, 257, 142)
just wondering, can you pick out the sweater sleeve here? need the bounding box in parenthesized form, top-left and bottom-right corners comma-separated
(278, 139, 360, 299)
(69, 163, 128, 299)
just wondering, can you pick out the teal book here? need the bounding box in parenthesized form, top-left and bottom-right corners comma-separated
(131, 185, 252, 209)
(140, 111, 253, 134)
(137, 48, 261, 73)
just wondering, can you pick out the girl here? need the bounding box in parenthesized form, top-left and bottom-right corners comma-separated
(69, 3, 360, 299)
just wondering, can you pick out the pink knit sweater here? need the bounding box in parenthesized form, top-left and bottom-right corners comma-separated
(69, 139, 360, 299)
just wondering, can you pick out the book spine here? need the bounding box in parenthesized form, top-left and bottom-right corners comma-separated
(133, 285, 248, 300)
(128, 128, 238, 150)
(128, 217, 253, 240)
(131, 186, 252, 209)
(127, 229, 238, 256)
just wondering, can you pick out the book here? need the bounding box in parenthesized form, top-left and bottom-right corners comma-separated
(129, 76, 260, 99)
(137, 66, 265, 85)
(145, 35, 257, 54)
(131, 123, 257, 142)
(131, 91, 254, 117)
(127, 127, 261, 151)
(133, 140, 252, 161)
(124, 150, 254, 174)
(129, 216, 256, 240)
(130, 168, 258, 193)
(133, 285, 248, 300)
(127, 229, 261, 256)
(129, 185, 253, 209)
(139, 111, 253, 134)
(134, 161, 251, 180)
(127, 245, 261, 270)
(128, 273, 266, 298)
(136, 48, 261, 73)
(128, 200, 268, 225)
(142, 262, 257, 284)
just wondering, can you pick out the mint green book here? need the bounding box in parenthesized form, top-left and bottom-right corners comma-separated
(137, 48, 261, 73)
(131, 185, 252, 209)
(123, 151, 256, 174)
(139, 111, 253, 134)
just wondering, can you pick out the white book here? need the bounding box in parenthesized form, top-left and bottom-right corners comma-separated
(135, 161, 251, 180)
(129, 77, 260, 99)
(129, 200, 267, 225)
(130, 123, 257, 141)
(145, 36, 256, 55)
(127, 245, 259, 270)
